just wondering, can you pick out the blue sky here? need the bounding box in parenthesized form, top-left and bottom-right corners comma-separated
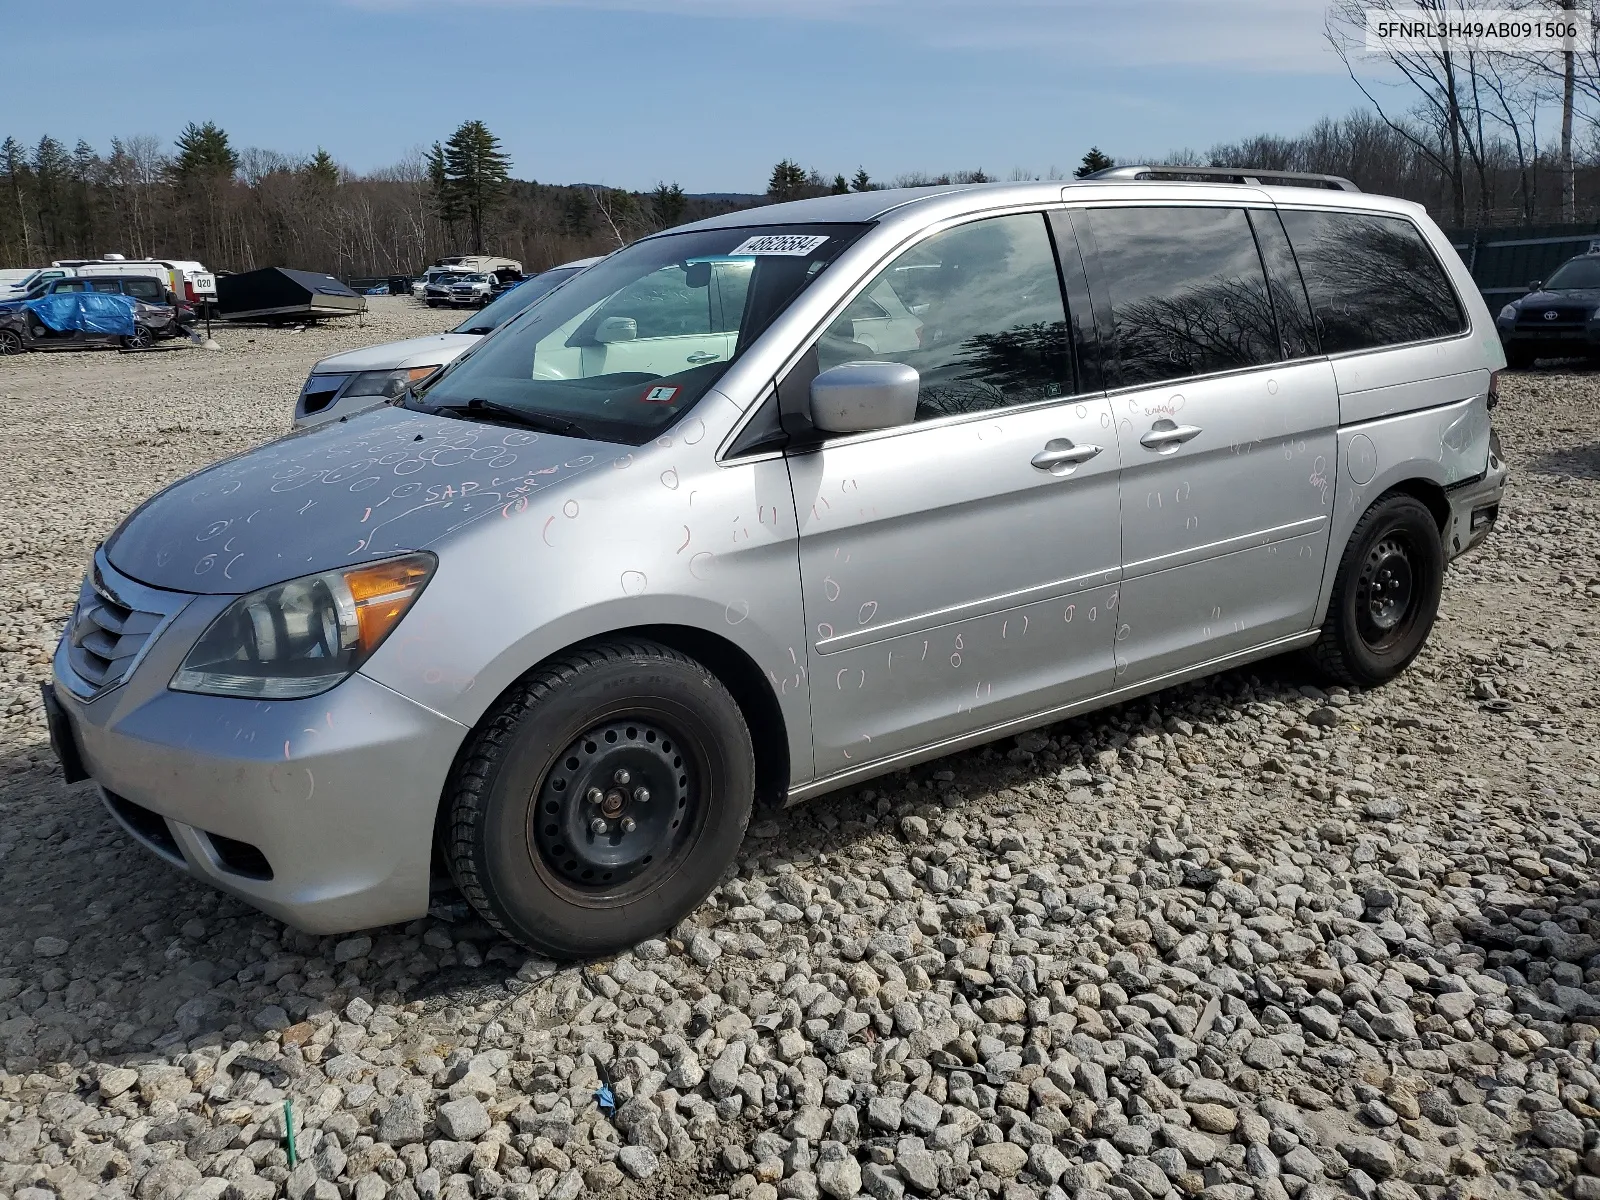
(10, 0, 1359, 192)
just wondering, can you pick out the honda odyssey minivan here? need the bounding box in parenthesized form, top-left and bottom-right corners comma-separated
(46, 168, 1507, 958)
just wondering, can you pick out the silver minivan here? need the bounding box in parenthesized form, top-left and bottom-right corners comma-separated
(46, 170, 1507, 958)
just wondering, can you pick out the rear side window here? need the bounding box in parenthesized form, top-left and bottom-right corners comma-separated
(815, 212, 1072, 421)
(1278, 210, 1465, 354)
(90, 280, 122, 293)
(1086, 206, 1280, 388)
(123, 278, 163, 300)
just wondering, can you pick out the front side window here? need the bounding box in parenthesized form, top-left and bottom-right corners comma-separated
(816, 213, 1071, 420)
(1278, 209, 1466, 354)
(1086, 205, 1280, 388)
(415, 224, 865, 444)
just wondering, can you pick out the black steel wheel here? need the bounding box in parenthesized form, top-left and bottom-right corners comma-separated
(0, 328, 22, 356)
(533, 719, 696, 891)
(1310, 493, 1443, 687)
(445, 639, 753, 958)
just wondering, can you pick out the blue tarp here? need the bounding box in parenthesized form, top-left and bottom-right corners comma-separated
(22, 292, 137, 336)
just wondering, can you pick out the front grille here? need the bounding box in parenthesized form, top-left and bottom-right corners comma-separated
(60, 553, 190, 699)
(1517, 305, 1589, 327)
(67, 587, 164, 695)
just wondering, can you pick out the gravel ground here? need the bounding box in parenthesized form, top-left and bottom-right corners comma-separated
(2, 308, 1600, 1200)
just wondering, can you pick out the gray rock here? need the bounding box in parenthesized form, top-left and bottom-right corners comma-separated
(436, 1097, 489, 1142)
(378, 1094, 429, 1145)
(1339, 1137, 1397, 1181)
(617, 1146, 659, 1180)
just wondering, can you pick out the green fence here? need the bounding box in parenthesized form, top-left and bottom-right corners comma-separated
(1444, 223, 1600, 302)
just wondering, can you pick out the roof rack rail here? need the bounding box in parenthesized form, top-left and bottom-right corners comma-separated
(1084, 165, 1360, 193)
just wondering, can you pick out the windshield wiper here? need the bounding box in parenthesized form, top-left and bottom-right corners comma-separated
(459, 324, 495, 335)
(441, 397, 597, 439)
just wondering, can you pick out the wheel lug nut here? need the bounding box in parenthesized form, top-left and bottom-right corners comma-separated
(633, 787, 651, 804)
(613, 768, 631, 786)
(586, 788, 604, 806)
(620, 817, 637, 833)
(589, 818, 609, 835)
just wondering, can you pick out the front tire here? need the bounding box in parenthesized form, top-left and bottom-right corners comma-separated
(1310, 493, 1443, 688)
(444, 639, 754, 959)
(1505, 344, 1535, 369)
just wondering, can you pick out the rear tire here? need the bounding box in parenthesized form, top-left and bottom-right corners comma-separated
(444, 639, 754, 959)
(1310, 493, 1443, 688)
(122, 325, 153, 350)
(0, 329, 22, 356)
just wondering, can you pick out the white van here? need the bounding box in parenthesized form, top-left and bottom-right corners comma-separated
(3, 266, 74, 295)
(59, 256, 218, 307)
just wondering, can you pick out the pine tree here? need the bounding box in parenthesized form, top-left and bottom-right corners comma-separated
(559, 188, 592, 238)
(440, 120, 511, 253)
(171, 121, 240, 180)
(305, 148, 340, 189)
(830, 174, 850, 195)
(651, 181, 686, 228)
(851, 167, 871, 192)
(1, 136, 35, 260)
(767, 159, 808, 202)
(33, 136, 72, 255)
(1074, 147, 1115, 178)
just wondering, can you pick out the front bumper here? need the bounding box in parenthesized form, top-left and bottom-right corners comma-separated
(1499, 323, 1600, 356)
(50, 558, 466, 934)
(1444, 429, 1508, 561)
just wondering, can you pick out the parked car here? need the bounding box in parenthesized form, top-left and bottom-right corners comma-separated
(2, 266, 74, 296)
(0, 292, 169, 354)
(295, 257, 599, 427)
(2, 274, 195, 339)
(46, 173, 1505, 958)
(422, 272, 465, 307)
(1493, 249, 1600, 367)
(60, 256, 219, 310)
(440, 272, 495, 308)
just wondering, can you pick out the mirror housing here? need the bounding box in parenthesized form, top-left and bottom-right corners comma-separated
(1528, 279, 1543, 292)
(596, 316, 637, 344)
(683, 261, 712, 289)
(810, 361, 919, 434)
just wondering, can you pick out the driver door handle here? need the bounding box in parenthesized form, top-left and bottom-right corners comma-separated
(1139, 420, 1203, 451)
(1031, 439, 1103, 473)
(686, 351, 720, 364)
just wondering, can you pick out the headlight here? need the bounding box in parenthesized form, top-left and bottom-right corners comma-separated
(171, 553, 435, 699)
(1499, 304, 1517, 321)
(344, 365, 440, 399)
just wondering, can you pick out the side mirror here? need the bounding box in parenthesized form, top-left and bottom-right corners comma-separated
(596, 316, 637, 344)
(810, 361, 919, 434)
(684, 261, 712, 289)
(1529, 280, 1543, 292)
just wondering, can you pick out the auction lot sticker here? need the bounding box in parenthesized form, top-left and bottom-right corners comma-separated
(642, 385, 681, 403)
(728, 234, 830, 256)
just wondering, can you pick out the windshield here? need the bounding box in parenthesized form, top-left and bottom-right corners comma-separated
(413, 224, 867, 444)
(454, 266, 583, 335)
(453, 274, 488, 284)
(1544, 257, 1600, 290)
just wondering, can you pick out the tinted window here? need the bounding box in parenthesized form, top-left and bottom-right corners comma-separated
(816, 213, 1071, 421)
(1087, 206, 1279, 387)
(1540, 256, 1600, 289)
(90, 279, 122, 293)
(1279, 210, 1465, 354)
(123, 278, 163, 300)
(54, 280, 88, 293)
(1247, 210, 1318, 360)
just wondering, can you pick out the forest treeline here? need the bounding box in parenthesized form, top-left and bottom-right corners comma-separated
(10, 34, 1600, 283)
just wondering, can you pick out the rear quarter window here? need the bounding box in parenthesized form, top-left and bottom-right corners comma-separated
(1278, 210, 1466, 354)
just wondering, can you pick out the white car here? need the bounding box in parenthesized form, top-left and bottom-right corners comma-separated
(296, 258, 599, 427)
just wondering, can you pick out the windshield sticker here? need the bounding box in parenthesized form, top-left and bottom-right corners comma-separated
(642, 385, 681, 404)
(727, 234, 830, 257)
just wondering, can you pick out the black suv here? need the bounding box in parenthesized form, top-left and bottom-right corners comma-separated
(1495, 251, 1600, 366)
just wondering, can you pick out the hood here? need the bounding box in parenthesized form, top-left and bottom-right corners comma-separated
(1514, 288, 1600, 308)
(105, 405, 612, 594)
(312, 333, 479, 374)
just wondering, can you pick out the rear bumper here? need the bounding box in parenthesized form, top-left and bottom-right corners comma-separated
(1445, 430, 1508, 561)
